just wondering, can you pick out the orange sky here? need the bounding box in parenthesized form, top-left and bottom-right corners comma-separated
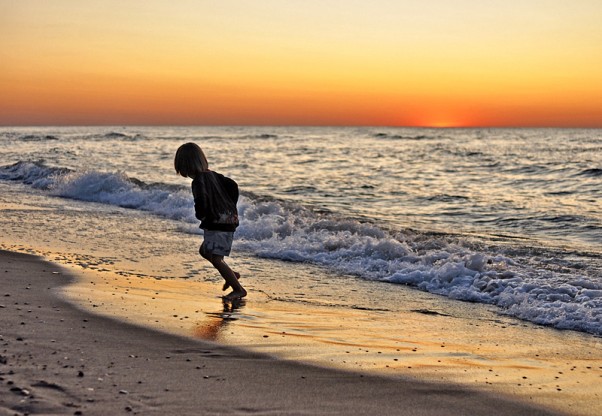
(2, 0, 602, 127)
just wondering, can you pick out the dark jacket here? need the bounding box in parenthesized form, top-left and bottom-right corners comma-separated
(191, 171, 239, 232)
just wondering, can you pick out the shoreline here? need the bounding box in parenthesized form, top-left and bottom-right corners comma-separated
(58, 248, 602, 416)
(0, 249, 563, 415)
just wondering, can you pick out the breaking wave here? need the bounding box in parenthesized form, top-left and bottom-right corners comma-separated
(1, 160, 601, 335)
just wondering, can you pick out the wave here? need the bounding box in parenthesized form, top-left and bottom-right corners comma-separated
(0, 132, 60, 141)
(104, 132, 130, 138)
(579, 168, 602, 177)
(0, 161, 72, 188)
(246, 133, 278, 139)
(102, 132, 147, 141)
(422, 194, 470, 203)
(236, 200, 602, 335)
(97, 132, 276, 142)
(1, 160, 601, 336)
(19, 134, 60, 142)
(0, 161, 195, 222)
(373, 132, 434, 140)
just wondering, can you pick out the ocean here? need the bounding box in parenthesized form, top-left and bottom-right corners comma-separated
(1, 126, 601, 336)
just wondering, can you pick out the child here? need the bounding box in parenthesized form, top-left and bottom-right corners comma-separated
(174, 143, 246, 300)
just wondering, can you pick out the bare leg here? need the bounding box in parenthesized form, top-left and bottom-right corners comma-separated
(214, 258, 246, 300)
(222, 272, 241, 291)
(201, 249, 246, 299)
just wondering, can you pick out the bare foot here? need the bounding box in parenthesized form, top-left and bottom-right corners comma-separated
(222, 272, 241, 291)
(223, 288, 247, 301)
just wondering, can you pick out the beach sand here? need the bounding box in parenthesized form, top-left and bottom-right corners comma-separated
(0, 249, 564, 415)
(59, 252, 602, 416)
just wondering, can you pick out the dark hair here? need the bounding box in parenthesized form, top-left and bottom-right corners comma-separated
(174, 142, 208, 178)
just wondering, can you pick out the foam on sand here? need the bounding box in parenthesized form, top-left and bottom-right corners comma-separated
(1, 160, 601, 336)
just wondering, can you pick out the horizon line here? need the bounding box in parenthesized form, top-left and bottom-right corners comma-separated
(2, 124, 602, 129)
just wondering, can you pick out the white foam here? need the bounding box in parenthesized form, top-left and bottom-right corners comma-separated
(0, 162, 196, 223)
(2, 160, 601, 335)
(50, 170, 194, 222)
(235, 197, 602, 335)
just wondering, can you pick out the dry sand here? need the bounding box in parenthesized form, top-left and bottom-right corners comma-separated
(0, 250, 562, 415)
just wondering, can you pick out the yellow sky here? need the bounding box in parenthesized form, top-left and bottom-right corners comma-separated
(2, 0, 602, 126)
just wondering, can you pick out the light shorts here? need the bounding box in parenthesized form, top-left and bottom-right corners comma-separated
(200, 230, 234, 257)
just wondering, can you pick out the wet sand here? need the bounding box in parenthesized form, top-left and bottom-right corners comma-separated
(59, 253, 602, 416)
(0, 249, 563, 415)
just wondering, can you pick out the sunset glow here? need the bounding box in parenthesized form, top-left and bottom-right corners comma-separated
(2, 0, 602, 127)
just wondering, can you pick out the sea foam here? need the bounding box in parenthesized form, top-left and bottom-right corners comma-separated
(1, 160, 601, 335)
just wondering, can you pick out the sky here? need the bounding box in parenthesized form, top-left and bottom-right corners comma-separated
(2, 0, 602, 127)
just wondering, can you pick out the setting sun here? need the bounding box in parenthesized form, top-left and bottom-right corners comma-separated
(2, 0, 602, 127)
(425, 121, 462, 128)
(2, 3, 602, 413)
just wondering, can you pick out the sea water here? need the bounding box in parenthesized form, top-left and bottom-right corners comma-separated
(1, 126, 601, 335)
